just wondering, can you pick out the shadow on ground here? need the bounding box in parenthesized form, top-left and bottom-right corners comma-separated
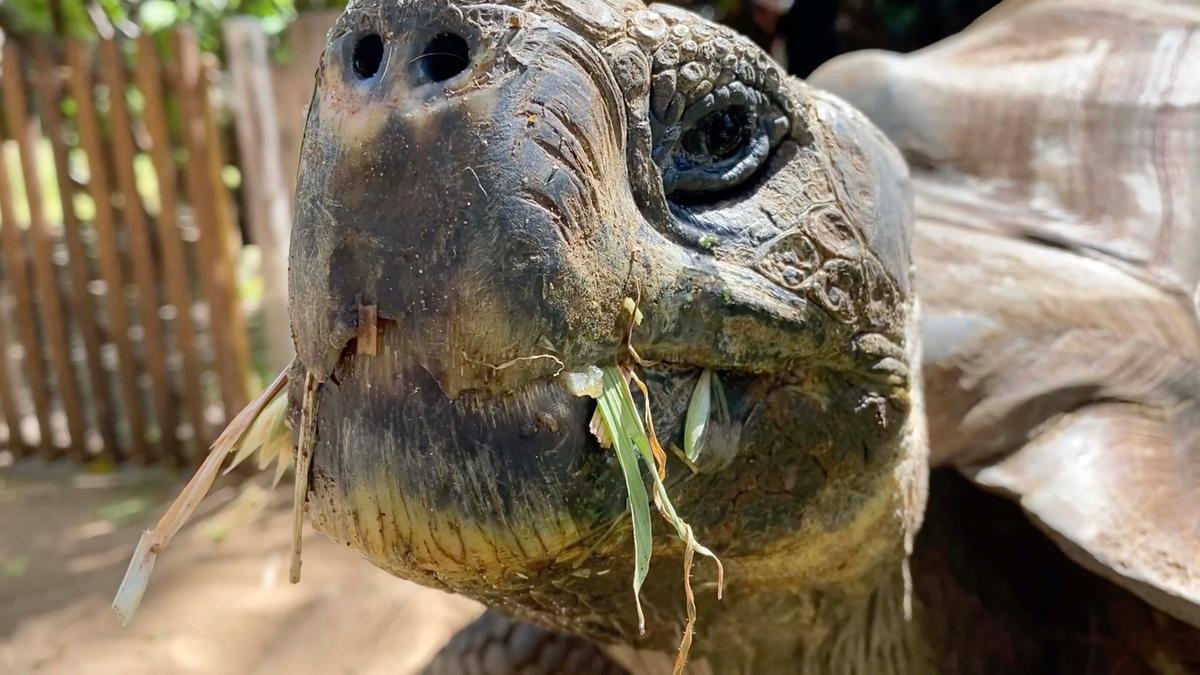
(0, 460, 480, 674)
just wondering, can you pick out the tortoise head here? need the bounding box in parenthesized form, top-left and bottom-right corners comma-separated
(289, 0, 923, 658)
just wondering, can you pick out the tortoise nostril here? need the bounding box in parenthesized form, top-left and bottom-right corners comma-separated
(352, 33, 384, 79)
(418, 32, 470, 82)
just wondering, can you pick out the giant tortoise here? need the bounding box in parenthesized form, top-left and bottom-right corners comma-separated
(117, 0, 1200, 672)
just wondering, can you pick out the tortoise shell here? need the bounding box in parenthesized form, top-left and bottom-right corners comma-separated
(815, 0, 1200, 299)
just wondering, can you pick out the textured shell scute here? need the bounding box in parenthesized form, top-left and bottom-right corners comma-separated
(813, 0, 1200, 295)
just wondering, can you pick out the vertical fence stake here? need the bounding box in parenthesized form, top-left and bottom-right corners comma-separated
(223, 18, 294, 374)
(134, 34, 210, 461)
(0, 46, 88, 452)
(97, 36, 177, 461)
(0, 30, 264, 463)
(66, 39, 148, 461)
(0, 282, 23, 455)
(0, 55, 53, 453)
(32, 45, 119, 458)
(201, 54, 254, 399)
(172, 29, 250, 419)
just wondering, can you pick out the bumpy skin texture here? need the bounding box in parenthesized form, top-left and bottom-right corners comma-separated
(287, 0, 923, 673)
(286, 0, 1200, 671)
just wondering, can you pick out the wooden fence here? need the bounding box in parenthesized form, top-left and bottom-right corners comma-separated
(0, 28, 252, 465)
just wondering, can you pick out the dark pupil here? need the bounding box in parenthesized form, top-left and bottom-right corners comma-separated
(688, 107, 751, 161)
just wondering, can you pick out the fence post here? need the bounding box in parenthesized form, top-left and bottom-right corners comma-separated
(96, 36, 179, 461)
(271, 11, 338, 206)
(172, 28, 250, 417)
(0, 311, 18, 454)
(31, 45, 119, 457)
(223, 17, 294, 374)
(0, 50, 54, 452)
(1, 45, 89, 454)
(200, 54, 254, 391)
(66, 39, 149, 461)
(134, 34, 211, 459)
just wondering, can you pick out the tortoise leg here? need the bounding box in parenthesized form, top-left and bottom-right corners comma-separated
(420, 610, 630, 675)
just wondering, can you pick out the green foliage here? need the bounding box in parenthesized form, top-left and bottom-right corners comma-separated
(594, 365, 722, 637)
(594, 370, 654, 632)
(0, 0, 347, 53)
(0, 0, 89, 37)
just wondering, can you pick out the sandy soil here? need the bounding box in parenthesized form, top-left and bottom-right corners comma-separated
(0, 460, 482, 675)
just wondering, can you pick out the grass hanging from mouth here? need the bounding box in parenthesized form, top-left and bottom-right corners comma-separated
(291, 370, 320, 583)
(590, 363, 724, 673)
(683, 369, 729, 465)
(683, 370, 713, 463)
(594, 371, 654, 633)
(112, 366, 294, 626)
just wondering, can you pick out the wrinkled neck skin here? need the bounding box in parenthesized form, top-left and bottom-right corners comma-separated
(285, 0, 928, 670)
(608, 569, 931, 675)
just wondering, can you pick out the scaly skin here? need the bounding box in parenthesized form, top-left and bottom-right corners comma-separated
(283, 0, 1200, 671)
(286, 0, 925, 673)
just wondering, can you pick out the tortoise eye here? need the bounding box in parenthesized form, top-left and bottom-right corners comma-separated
(682, 107, 754, 162)
(656, 87, 787, 201)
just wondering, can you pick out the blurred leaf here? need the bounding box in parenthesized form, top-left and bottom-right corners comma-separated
(0, 0, 341, 56)
(138, 0, 180, 32)
(684, 369, 712, 462)
(260, 13, 288, 35)
(86, 456, 116, 474)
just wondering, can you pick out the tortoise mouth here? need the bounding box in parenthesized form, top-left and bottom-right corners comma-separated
(303, 320, 630, 591)
(300, 315, 741, 595)
(298, 318, 919, 645)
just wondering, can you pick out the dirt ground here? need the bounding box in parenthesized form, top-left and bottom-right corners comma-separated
(0, 460, 482, 675)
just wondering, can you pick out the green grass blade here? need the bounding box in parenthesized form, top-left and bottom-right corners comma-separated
(645, 467, 720, 561)
(602, 367, 724, 569)
(595, 365, 725, 641)
(628, 369, 721, 561)
(596, 382, 653, 634)
(684, 370, 713, 462)
(604, 366, 655, 466)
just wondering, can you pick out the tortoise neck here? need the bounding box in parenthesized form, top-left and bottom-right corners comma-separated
(787, 569, 931, 675)
(608, 568, 932, 675)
